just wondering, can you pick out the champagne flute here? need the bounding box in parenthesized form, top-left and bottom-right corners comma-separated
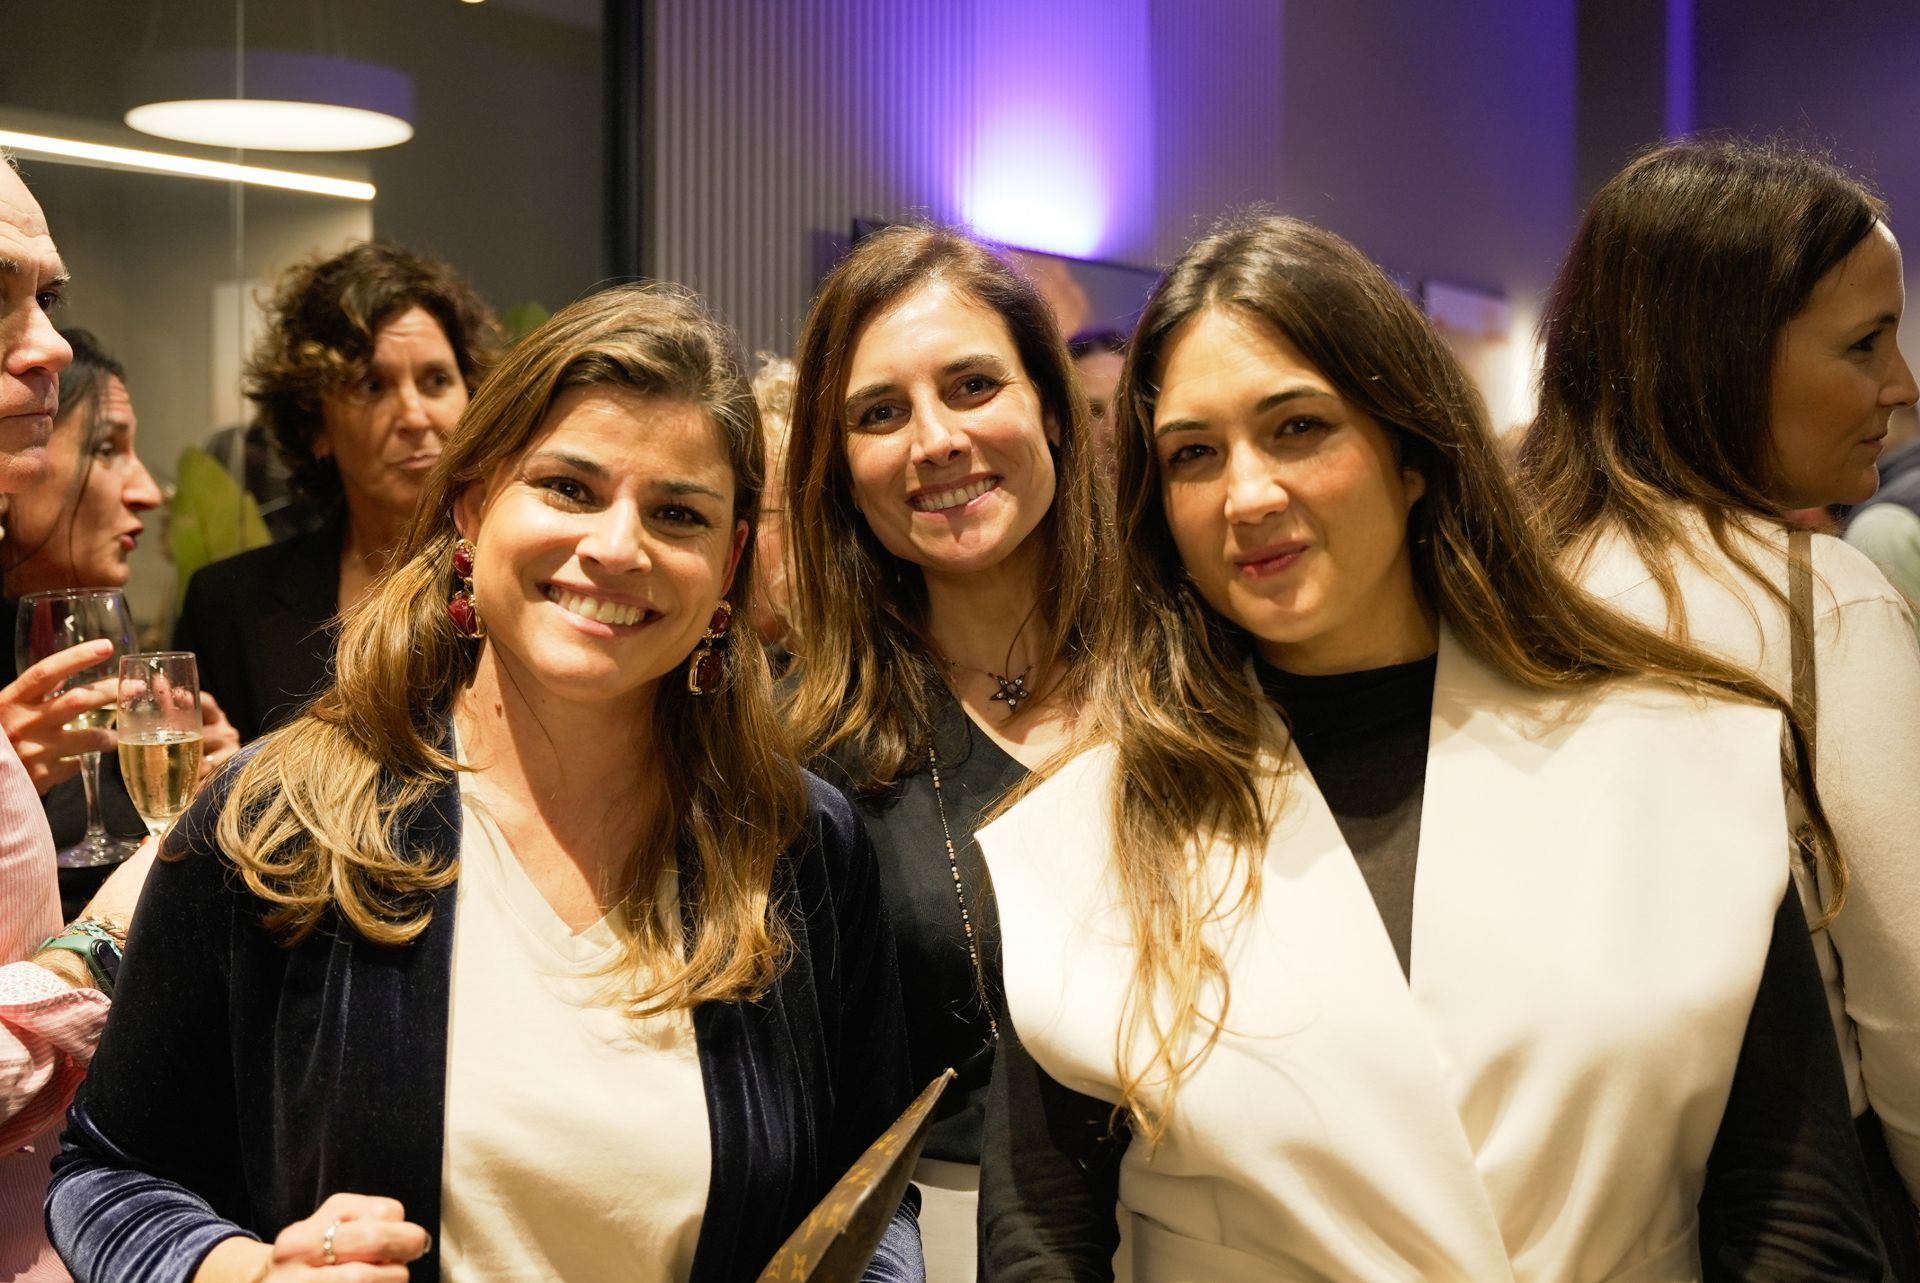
(116, 653, 204, 838)
(15, 588, 139, 867)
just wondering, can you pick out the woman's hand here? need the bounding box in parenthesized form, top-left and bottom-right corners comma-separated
(30, 838, 155, 990)
(0, 638, 116, 794)
(81, 835, 157, 926)
(199, 691, 241, 775)
(194, 1193, 431, 1282)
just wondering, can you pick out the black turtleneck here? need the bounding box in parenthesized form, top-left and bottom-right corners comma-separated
(1256, 653, 1436, 978)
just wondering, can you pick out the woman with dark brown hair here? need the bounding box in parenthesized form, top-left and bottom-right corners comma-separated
(174, 241, 502, 742)
(0, 328, 238, 910)
(782, 223, 1105, 1279)
(1519, 136, 1920, 1271)
(977, 213, 1881, 1281)
(47, 284, 922, 1283)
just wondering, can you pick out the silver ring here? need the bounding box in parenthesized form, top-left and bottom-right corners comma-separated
(322, 1218, 340, 1266)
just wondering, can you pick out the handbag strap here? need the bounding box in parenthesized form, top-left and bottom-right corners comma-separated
(1784, 527, 1832, 916)
(1788, 527, 1818, 765)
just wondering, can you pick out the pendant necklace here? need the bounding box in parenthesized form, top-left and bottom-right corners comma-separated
(939, 655, 1033, 716)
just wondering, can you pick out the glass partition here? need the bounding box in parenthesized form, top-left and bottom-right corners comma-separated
(1, 0, 603, 641)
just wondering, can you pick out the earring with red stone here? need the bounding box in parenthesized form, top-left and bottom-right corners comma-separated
(448, 538, 484, 639)
(685, 601, 733, 695)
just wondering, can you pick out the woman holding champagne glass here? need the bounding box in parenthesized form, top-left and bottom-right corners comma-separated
(0, 329, 237, 904)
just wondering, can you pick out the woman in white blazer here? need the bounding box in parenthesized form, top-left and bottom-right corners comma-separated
(1518, 137, 1920, 1277)
(976, 214, 1883, 1282)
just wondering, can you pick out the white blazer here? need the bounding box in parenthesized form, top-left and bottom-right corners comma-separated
(980, 632, 1789, 1283)
(1576, 512, 1920, 1199)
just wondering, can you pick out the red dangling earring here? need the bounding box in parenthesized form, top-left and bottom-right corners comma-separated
(448, 538, 484, 638)
(686, 601, 733, 695)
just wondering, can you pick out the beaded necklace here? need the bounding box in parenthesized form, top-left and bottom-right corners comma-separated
(927, 745, 999, 1042)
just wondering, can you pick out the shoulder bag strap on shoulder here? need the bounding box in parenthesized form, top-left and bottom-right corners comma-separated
(1788, 527, 1818, 764)
(1786, 527, 1825, 907)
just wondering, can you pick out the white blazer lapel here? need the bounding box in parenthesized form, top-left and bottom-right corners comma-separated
(1411, 630, 1785, 1280)
(1157, 703, 1521, 1280)
(985, 723, 1521, 1280)
(984, 637, 1785, 1282)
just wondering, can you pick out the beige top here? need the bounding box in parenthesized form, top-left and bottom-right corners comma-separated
(1575, 511, 1920, 1202)
(439, 773, 710, 1283)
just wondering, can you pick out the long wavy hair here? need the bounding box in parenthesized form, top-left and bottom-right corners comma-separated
(782, 223, 1106, 789)
(212, 283, 807, 1015)
(1100, 213, 1839, 1141)
(1517, 136, 1885, 615)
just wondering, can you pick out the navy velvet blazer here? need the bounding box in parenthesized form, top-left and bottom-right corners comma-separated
(47, 745, 923, 1282)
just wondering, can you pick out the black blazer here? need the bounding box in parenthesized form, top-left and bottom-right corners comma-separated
(172, 522, 341, 743)
(47, 742, 923, 1282)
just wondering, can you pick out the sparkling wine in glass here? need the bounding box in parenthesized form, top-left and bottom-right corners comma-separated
(15, 588, 140, 867)
(116, 653, 204, 838)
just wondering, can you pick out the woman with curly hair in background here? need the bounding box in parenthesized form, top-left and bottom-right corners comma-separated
(173, 241, 500, 742)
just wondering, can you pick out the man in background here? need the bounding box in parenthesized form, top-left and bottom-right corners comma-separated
(1068, 329, 1126, 468)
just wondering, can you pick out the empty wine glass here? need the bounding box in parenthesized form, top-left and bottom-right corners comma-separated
(116, 653, 204, 838)
(15, 588, 139, 867)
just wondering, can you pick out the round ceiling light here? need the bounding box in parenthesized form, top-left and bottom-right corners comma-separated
(125, 51, 415, 153)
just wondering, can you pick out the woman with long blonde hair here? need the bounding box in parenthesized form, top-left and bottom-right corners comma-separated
(977, 214, 1880, 1281)
(47, 284, 922, 1283)
(782, 223, 1105, 1279)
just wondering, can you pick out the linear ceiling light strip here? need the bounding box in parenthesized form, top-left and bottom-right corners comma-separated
(0, 129, 374, 201)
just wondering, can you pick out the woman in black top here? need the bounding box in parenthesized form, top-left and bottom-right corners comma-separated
(781, 223, 1108, 1280)
(976, 214, 1884, 1280)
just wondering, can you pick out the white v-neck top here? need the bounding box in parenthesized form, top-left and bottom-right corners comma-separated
(439, 773, 711, 1283)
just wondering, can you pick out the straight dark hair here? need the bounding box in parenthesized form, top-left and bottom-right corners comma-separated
(1518, 136, 1884, 605)
(2, 327, 128, 583)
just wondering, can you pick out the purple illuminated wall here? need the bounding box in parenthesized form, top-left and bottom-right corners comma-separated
(647, 0, 1580, 359)
(1691, 0, 1920, 374)
(648, 0, 1171, 353)
(1281, 0, 1577, 300)
(948, 0, 1153, 257)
